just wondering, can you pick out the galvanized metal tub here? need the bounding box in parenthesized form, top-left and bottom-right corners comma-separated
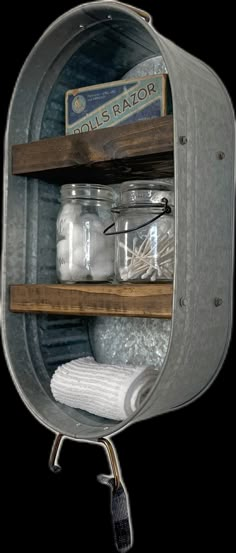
(1, 1, 235, 441)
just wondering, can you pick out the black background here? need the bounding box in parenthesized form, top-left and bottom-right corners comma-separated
(1, 1, 235, 551)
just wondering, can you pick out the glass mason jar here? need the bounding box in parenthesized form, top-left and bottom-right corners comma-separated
(56, 183, 114, 283)
(110, 181, 174, 282)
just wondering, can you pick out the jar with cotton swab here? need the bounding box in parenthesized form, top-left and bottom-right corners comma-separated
(56, 183, 115, 282)
(104, 181, 174, 283)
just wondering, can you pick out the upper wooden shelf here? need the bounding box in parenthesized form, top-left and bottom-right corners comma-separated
(10, 282, 173, 318)
(12, 116, 174, 184)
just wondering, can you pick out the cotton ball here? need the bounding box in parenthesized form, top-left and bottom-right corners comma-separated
(90, 239, 114, 280)
(90, 231, 107, 259)
(70, 240, 91, 281)
(71, 223, 83, 249)
(72, 244, 86, 266)
(70, 264, 90, 282)
(74, 205, 82, 224)
(59, 263, 72, 282)
(56, 240, 71, 282)
(79, 214, 109, 260)
(56, 239, 72, 282)
(80, 213, 104, 234)
(62, 203, 81, 219)
(57, 239, 69, 265)
(57, 204, 80, 238)
(70, 224, 87, 265)
(93, 247, 114, 267)
(91, 258, 114, 280)
(92, 218, 105, 234)
(80, 213, 103, 232)
(93, 235, 114, 265)
(57, 236, 79, 266)
(73, 225, 104, 265)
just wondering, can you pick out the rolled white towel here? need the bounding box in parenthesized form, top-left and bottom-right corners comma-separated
(50, 356, 157, 421)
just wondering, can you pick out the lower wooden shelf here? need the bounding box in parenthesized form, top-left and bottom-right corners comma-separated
(10, 283, 173, 318)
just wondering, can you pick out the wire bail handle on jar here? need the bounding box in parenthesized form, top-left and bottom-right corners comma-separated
(103, 197, 172, 235)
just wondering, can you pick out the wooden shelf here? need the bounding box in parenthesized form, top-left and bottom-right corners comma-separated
(10, 283, 173, 318)
(12, 116, 174, 184)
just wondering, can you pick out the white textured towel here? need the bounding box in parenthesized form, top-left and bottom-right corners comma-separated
(50, 356, 157, 421)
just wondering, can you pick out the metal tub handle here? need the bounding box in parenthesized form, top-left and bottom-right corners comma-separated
(107, 1, 151, 23)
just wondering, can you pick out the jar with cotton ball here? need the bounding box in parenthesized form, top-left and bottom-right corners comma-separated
(104, 181, 174, 283)
(56, 183, 115, 282)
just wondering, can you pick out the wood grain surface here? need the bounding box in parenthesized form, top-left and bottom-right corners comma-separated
(10, 283, 173, 318)
(12, 116, 174, 184)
